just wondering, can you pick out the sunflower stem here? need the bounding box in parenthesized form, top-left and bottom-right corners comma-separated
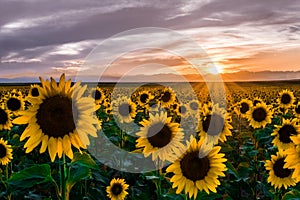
(155, 159, 162, 200)
(60, 154, 68, 200)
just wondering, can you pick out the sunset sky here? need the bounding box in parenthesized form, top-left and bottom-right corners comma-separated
(0, 0, 300, 82)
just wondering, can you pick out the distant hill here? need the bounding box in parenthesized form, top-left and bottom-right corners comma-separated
(0, 70, 300, 83)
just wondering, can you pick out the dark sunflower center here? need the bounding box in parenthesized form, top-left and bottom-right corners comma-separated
(190, 102, 198, 111)
(140, 93, 149, 104)
(147, 122, 172, 148)
(253, 100, 261, 106)
(273, 158, 291, 178)
(180, 151, 210, 181)
(240, 102, 250, 114)
(111, 183, 122, 195)
(0, 108, 8, 125)
(37, 96, 77, 138)
(172, 104, 178, 110)
(202, 114, 224, 136)
(94, 90, 101, 100)
(252, 107, 267, 122)
(7, 97, 21, 111)
(161, 92, 171, 103)
(31, 88, 39, 97)
(295, 105, 300, 114)
(278, 124, 297, 143)
(0, 144, 7, 158)
(281, 94, 291, 104)
(118, 103, 131, 116)
(179, 105, 187, 114)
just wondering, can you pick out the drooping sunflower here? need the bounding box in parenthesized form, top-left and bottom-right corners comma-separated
(247, 102, 273, 129)
(0, 138, 13, 165)
(4, 92, 24, 115)
(265, 151, 297, 189)
(271, 118, 300, 150)
(112, 97, 137, 124)
(13, 74, 99, 162)
(278, 89, 295, 109)
(136, 111, 185, 162)
(106, 178, 129, 200)
(198, 103, 232, 144)
(159, 87, 176, 108)
(284, 145, 300, 182)
(234, 99, 252, 118)
(0, 105, 13, 131)
(166, 136, 227, 198)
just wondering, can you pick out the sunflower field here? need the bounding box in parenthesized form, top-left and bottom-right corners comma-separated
(1, 74, 300, 200)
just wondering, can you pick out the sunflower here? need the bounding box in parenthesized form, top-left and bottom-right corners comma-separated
(106, 178, 129, 200)
(265, 151, 297, 189)
(293, 102, 300, 118)
(0, 105, 13, 131)
(177, 103, 190, 119)
(13, 74, 99, 162)
(91, 86, 105, 105)
(166, 136, 227, 198)
(159, 87, 176, 108)
(198, 103, 232, 144)
(112, 97, 137, 124)
(4, 92, 24, 115)
(0, 138, 13, 165)
(253, 97, 263, 106)
(284, 145, 300, 182)
(188, 100, 200, 113)
(271, 118, 300, 150)
(27, 84, 41, 99)
(136, 89, 154, 109)
(247, 102, 272, 129)
(234, 99, 252, 118)
(278, 89, 295, 109)
(136, 111, 185, 162)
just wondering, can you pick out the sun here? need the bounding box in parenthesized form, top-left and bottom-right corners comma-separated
(207, 64, 223, 75)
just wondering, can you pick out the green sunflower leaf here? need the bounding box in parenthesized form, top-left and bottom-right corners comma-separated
(66, 165, 92, 194)
(7, 164, 54, 190)
(70, 151, 99, 170)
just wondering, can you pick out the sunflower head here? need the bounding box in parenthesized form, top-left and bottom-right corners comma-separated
(27, 84, 41, 99)
(166, 136, 227, 198)
(278, 89, 295, 108)
(188, 100, 200, 112)
(234, 99, 252, 118)
(4, 93, 24, 115)
(265, 151, 296, 189)
(198, 103, 232, 144)
(293, 102, 300, 118)
(271, 118, 300, 150)
(0, 105, 13, 131)
(0, 138, 13, 165)
(112, 96, 137, 124)
(13, 74, 99, 162)
(92, 87, 105, 105)
(106, 178, 129, 200)
(247, 102, 272, 129)
(136, 111, 184, 162)
(159, 87, 176, 107)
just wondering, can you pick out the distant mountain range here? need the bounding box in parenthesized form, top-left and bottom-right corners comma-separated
(0, 70, 300, 83)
